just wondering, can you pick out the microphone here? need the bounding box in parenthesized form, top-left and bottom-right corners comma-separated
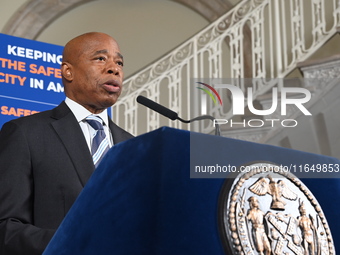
(137, 95, 178, 121)
(136, 95, 220, 136)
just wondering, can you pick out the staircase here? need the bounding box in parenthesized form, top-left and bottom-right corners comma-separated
(111, 0, 340, 157)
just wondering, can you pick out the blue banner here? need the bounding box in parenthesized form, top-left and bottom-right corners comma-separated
(0, 33, 64, 127)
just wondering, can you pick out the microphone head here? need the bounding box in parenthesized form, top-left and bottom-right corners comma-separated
(136, 96, 178, 121)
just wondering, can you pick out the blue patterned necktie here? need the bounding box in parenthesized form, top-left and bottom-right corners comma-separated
(86, 115, 110, 167)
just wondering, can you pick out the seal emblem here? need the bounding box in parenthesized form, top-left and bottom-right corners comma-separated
(218, 162, 335, 255)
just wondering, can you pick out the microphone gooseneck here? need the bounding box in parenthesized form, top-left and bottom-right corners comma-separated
(136, 95, 220, 136)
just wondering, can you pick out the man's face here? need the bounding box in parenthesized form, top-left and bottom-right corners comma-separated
(62, 33, 124, 113)
(250, 198, 258, 209)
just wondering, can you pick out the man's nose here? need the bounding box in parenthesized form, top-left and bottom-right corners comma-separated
(107, 63, 120, 75)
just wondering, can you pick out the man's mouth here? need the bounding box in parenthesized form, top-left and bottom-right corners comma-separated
(102, 80, 121, 93)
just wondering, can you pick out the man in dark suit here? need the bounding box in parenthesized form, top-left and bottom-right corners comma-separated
(0, 32, 133, 255)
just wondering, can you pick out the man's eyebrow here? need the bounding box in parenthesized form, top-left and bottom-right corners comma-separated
(93, 50, 123, 60)
(117, 52, 124, 60)
(93, 49, 108, 55)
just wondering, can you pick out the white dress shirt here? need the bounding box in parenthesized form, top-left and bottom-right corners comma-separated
(65, 97, 113, 152)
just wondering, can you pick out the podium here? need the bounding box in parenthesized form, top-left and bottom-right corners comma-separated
(43, 127, 340, 254)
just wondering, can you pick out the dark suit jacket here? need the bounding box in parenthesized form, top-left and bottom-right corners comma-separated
(0, 101, 133, 255)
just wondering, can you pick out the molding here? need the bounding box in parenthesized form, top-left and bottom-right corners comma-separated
(171, 0, 233, 22)
(1, 0, 97, 39)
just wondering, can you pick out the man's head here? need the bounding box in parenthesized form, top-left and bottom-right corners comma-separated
(248, 196, 259, 209)
(61, 32, 124, 114)
(299, 201, 307, 215)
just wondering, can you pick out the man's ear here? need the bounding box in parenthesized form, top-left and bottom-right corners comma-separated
(61, 62, 73, 81)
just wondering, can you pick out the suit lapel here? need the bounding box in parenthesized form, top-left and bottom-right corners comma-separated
(109, 119, 128, 144)
(51, 102, 94, 187)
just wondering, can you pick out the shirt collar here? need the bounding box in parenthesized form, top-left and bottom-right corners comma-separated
(65, 97, 109, 126)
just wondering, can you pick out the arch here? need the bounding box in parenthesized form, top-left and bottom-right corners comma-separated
(2, 0, 252, 77)
(2, 0, 235, 39)
(2, 0, 97, 39)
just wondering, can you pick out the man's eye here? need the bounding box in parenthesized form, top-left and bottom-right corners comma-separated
(117, 61, 124, 67)
(97, 57, 105, 61)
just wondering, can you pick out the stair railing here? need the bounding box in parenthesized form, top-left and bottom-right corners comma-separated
(112, 0, 340, 136)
